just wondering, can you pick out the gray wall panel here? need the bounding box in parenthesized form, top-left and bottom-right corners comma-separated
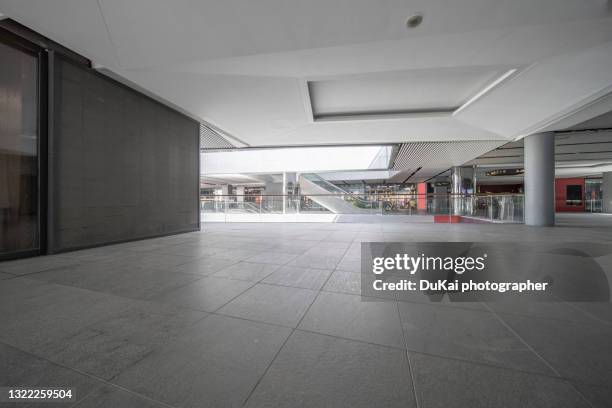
(51, 58, 199, 252)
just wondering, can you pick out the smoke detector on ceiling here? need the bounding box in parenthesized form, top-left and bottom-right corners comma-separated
(406, 13, 423, 29)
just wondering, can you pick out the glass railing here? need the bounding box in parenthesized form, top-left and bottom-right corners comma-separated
(468, 195, 524, 223)
(585, 199, 602, 213)
(200, 193, 525, 223)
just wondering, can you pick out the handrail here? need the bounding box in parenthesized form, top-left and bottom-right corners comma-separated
(200, 193, 525, 223)
(200, 193, 524, 198)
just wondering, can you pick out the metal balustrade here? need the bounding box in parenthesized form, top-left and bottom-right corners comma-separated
(585, 199, 602, 213)
(200, 193, 526, 223)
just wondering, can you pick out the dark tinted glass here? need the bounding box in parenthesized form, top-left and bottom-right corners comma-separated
(566, 185, 582, 201)
(0, 41, 39, 254)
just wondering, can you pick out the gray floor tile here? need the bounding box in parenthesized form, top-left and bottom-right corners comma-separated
(73, 385, 167, 408)
(268, 241, 318, 254)
(245, 330, 416, 408)
(486, 300, 599, 323)
(323, 231, 358, 242)
(30, 264, 204, 300)
(499, 313, 612, 387)
(0, 256, 80, 275)
(3, 221, 612, 407)
(262, 265, 332, 290)
(571, 382, 612, 408)
(213, 261, 280, 282)
(0, 343, 102, 407)
(114, 314, 291, 408)
(335, 257, 362, 273)
(293, 231, 332, 241)
(218, 283, 317, 327)
(210, 249, 263, 261)
(398, 302, 553, 374)
(152, 276, 255, 311)
(395, 287, 486, 310)
(37, 302, 207, 380)
(409, 352, 589, 408)
(155, 244, 226, 258)
(167, 256, 238, 275)
(299, 292, 405, 348)
(58, 246, 136, 262)
(246, 251, 299, 265)
(288, 252, 343, 270)
(322, 269, 362, 295)
(115, 253, 194, 270)
(322, 269, 396, 299)
(310, 242, 351, 253)
(0, 279, 135, 352)
(566, 302, 612, 325)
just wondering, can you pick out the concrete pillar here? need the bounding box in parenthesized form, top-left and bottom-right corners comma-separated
(451, 167, 463, 215)
(603, 172, 612, 213)
(524, 132, 555, 226)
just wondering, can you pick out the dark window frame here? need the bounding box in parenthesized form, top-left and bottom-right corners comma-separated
(0, 27, 47, 261)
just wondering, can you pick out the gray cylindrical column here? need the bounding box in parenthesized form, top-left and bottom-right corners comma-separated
(603, 172, 612, 213)
(524, 132, 555, 226)
(451, 167, 463, 215)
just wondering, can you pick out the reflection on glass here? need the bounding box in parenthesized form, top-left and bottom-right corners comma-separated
(0, 41, 39, 254)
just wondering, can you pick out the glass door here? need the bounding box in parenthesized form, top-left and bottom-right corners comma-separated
(0, 38, 40, 258)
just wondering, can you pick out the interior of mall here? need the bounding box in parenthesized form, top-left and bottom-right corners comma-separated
(1, 1, 612, 407)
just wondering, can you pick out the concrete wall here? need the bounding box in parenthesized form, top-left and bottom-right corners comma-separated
(50, 57, 199, 252)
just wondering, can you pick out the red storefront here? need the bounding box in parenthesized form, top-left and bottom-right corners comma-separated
(555, 177, 585, 212)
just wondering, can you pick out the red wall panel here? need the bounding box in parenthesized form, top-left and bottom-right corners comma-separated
(555, 178, 585, 212)
(417, 182, 427, 210)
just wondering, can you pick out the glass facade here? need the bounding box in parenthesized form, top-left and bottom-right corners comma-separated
(0, 40, 39, 255)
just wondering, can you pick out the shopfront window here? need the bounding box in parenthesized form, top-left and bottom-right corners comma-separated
(0, 40, 39, 255)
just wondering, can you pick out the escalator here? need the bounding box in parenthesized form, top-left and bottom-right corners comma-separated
(299, 173, 377, 214)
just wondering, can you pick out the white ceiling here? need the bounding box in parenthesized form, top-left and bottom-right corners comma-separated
(466, 130, 612, 177)
(1, 0, 612, 168)
(308, 66, 509, 119)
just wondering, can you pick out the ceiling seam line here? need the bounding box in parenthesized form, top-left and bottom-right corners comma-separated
(95, 0, 122, 68)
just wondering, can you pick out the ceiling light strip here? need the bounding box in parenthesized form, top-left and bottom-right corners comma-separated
(453, 69, 517, 116)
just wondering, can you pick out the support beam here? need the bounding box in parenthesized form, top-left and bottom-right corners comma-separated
(524, 132, 555, 226)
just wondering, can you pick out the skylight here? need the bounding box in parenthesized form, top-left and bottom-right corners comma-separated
(201, 145, 392, 175)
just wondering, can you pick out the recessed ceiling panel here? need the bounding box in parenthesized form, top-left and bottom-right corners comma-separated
(569, 108, 612, 130)
(308, 67, 508, 120)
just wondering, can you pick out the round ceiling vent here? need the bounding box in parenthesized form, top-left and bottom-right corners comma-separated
(406, 13, 424, 29)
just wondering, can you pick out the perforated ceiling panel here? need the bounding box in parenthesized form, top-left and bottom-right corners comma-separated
(199, 123, 235, 150)
(390, 140, 506, 182)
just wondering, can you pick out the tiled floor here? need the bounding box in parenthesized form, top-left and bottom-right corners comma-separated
(1, 218, 612, 407)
